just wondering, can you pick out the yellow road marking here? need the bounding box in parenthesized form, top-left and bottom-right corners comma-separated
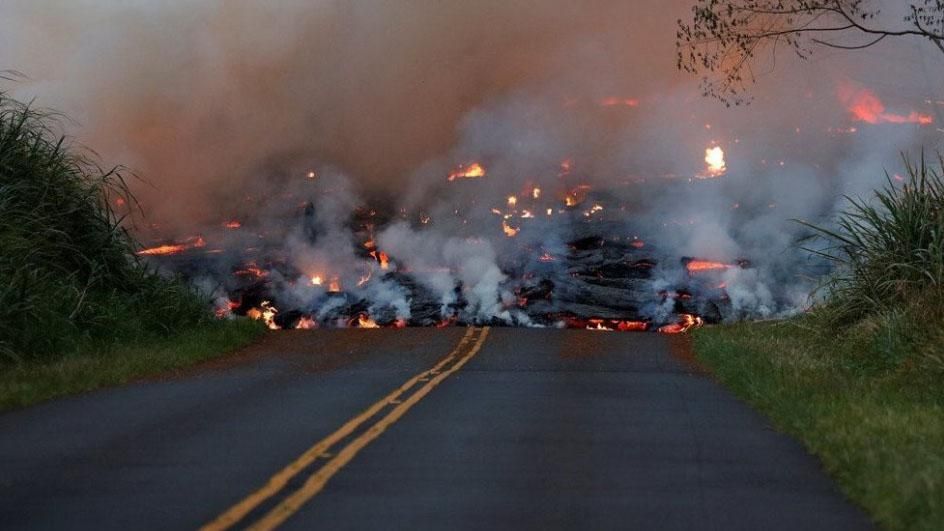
(246, 327, 490, 531)
(201, 327, 484, 531)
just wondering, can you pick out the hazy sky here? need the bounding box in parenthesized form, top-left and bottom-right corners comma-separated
(1, 1, 940, 228)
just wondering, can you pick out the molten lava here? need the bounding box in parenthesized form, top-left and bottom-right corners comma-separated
(370, 251, 390, 270)
(353, 314, 380, 328)
(234, 264, 268, 278)
(447, 162, 486, 181)
(214, 299, 240, 319)
(328, 278, 342, 293)
(600, 97, 640, 107)
(136, 236, 206, 256)
(247, 301, 280, 330)
(839, 83, 933, 126)
(563, 185, 591, 207)
(657, 314, 703, 334)
(502, 220, 520, 238)
(685, 260, 736, 273)
(699, 146, 726, 179)
(295, 316, 317, 329)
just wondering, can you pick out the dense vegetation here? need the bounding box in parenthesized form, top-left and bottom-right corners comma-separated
(696, 155, 944, 530)
(0, 88, 262, 389)
(0, 88, 214, 360)
(804, 154, 944, 365)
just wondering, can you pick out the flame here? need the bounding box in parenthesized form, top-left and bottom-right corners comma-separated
(630, 239, 645, 249)
(600, 97, 640, 107)
(531, 187, 541, 199)
(223, 220, 242, 229)
(587, 320, 613, 331)
(538, 251, 556, 262)
(136, 236, 206, 256)
(563, 185, 591, 207)
(373, 251, 390, 270)
(448, 162, 486, 181)
(234, 264, 268, 278)
(307, 170, 317, 179)
(839, 83, 933, 125)
(616, 321, 649, 332)
(559, 158, 573, 176)
(311, 275, 323, 286)
(247, 301, 280, 330)
(436, 316, 458, 328)
(295, 316, 317, 329)
(699, 146, 726, 178)
(658, 314, 703, 334)
(214, 299, 240, 319)
(507, 195, 518, 207)
(328, 277, 342, 293)
(353, 313, 380, 328)
(583, 203, 604, 217)
(686, 259, 736, 273)
(502, 220, 520, 238)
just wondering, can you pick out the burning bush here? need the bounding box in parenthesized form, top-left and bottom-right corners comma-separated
(802, 154, 944, 359)
(0, 87, 211, 360)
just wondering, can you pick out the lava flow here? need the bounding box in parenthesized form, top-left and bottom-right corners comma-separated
(839, 83, 933, 126)
(136, 236, 206, 256)
(448, 162, 486, 181)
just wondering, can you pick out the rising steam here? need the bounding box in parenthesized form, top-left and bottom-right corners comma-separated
(1, 0, 941, 327)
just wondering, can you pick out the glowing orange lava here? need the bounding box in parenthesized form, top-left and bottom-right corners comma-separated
(502, 220, 520, 238)
(136, 236, 206, 256)
(353, 314, 380, 328)
(600, 97, 640, 107)
(448, 162, 486, 181)
(247, 301, 280, 330)
(698, 146, 726, 179)
(839, 83, 933, 126)
(295, 316, 317, 329)
(657, 314, 703, 334)
(686, 260, 736, 273)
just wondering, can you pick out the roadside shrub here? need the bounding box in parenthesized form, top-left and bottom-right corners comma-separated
(802, 154, 944, 321)
(800, 154, 944, 369)
(0, 88, 210, 361)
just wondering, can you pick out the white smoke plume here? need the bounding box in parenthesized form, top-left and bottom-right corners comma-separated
(1, 1, 941, 326)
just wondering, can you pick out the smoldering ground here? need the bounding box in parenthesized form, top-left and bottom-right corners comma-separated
(1, 1, 941, 326)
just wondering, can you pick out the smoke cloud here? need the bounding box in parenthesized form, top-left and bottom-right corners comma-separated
(1, 0, 941, 326)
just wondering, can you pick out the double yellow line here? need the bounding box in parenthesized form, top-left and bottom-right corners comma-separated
(202, 326, 491, 531)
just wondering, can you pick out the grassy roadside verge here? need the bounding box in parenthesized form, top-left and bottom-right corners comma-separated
(0, 319, 264, 412)
(694, 318, 943, 530)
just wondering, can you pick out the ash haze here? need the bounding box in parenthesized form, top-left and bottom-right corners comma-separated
(1, 0, 941, 325)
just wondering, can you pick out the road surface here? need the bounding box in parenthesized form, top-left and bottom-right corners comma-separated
(0, 328, 872, 530)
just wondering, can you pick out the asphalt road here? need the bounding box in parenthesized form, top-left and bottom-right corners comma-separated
(0, 328, 872, 530)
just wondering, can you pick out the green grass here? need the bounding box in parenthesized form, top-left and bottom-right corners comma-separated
(695, 316, 944, 530)
(0, 319, 264, 411)
(798, 154, 944, 324)
(0, 84, 216, 361)
(0, 84, 266, 409)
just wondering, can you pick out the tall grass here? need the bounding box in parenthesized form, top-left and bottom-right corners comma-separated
(0, 87, 210, 361)
(801, 154, 944, 322)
